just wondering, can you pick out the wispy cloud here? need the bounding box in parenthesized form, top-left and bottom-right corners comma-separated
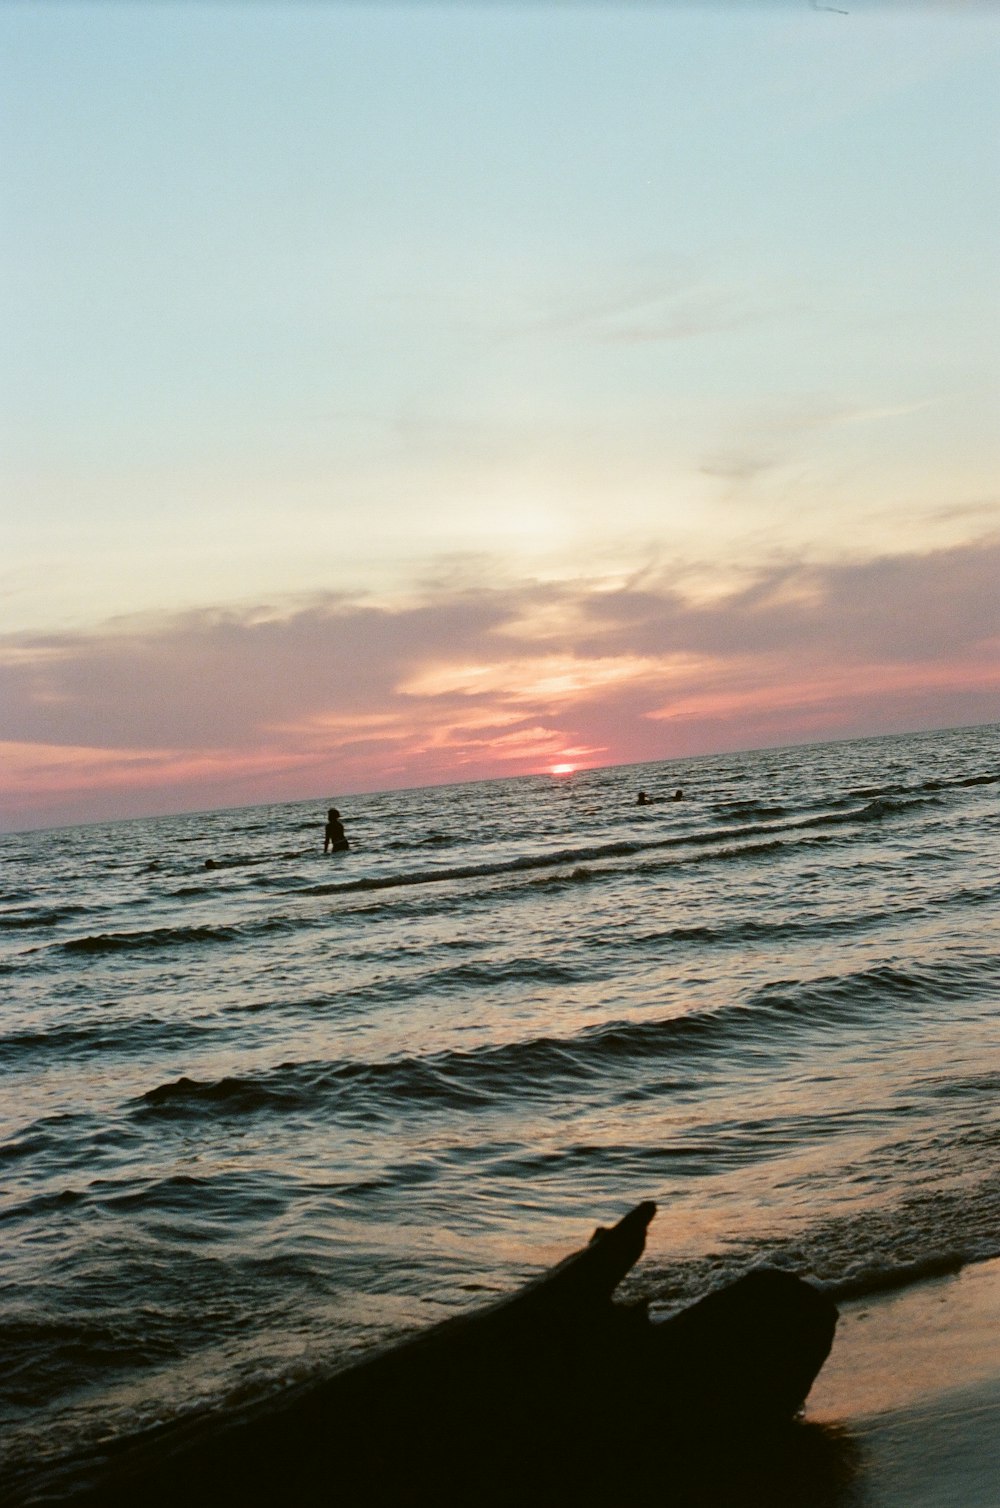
(700, 394, 950, 494)
(529, 261, 763, 346)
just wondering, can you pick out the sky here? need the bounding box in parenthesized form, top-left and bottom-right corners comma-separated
(2, 1, 998, 831)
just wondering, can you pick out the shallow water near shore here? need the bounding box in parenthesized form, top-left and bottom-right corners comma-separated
(2, 723, 999, 1501)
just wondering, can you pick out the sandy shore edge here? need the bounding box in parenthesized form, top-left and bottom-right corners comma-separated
(804, 1256, 1000, 1506)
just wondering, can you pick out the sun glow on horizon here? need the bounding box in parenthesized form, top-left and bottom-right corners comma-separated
(550, 762, 576, 776)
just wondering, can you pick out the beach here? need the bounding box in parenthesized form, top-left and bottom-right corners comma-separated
(806, 1257, 1000, 1507)
(1, 724, 998, 1503)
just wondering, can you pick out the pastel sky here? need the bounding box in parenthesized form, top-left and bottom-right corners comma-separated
(2, 1, 998, 831)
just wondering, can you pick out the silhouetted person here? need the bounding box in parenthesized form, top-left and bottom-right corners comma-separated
(637, 791, 651, 805)
(672, 788, 684, 801)
(324, 807, 349, 854)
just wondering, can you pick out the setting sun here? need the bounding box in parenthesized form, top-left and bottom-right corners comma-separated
(550, 763, 576, 776)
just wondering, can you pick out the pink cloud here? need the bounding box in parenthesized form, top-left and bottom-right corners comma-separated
(1, 535, 997, 829)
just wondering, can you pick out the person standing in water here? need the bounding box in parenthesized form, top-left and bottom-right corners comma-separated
(324, 807, 349, 853)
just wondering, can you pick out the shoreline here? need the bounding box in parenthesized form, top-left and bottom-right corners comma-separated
(9, 1254, 1000, 1507)
(805, 1255, 1000, 1506)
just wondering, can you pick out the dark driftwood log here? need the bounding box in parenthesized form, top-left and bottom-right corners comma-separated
(46, 1202, 839, 1507)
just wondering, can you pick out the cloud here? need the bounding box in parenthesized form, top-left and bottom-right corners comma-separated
(541, 278, 759, 346)
(1, 534, 997, 827)
(576, 538, 1000, 663)
(699, 394, 952, 497)
(699, 451, 779, 485)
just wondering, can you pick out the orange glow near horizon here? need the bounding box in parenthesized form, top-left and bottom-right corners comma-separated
(551, 763, 576, 776)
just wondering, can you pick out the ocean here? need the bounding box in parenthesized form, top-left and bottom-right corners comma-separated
(2, 722, 998, 1503)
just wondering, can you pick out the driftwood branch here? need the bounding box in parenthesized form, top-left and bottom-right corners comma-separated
(51, 1202, 839, 1506)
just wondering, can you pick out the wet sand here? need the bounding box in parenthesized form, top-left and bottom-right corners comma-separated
(806, 1257, 1000, 1506)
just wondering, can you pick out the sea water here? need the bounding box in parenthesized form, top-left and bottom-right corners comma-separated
(1, 723, 998, 1501)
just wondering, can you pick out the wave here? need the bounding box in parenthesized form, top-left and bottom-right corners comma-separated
(750, 950, 1000, 1018)
(139, 1074, 316, 1115)
(823, 1249, 966, 1301)
(845, 768, 998, 805)
(714, 837, 789, 862)
(2, 1186, 86, 1223)
(212, 886, 971, 1019)
(62, 924, 241, 953)
(923, 771, 999, 793)
(340, 825, 878, 910)
(0, 905, 94, 931)
(132, 1027, 681, 1121)
(294, 840, 644, 898)
(133, 946, 1000, 1123)
(291, 796, 928, 902)
(798, 793, 936, 828)
(708, 767, 990, 828)
(710, 801, 790, 820)
(59, 915, 301, 954)
(385, 832, 458, 850)
(527, 866, 596, 889)
(0, 1014, 214, 1061)
(642, 1172, 1000, 1313)
(0, 1130, 63, 1164)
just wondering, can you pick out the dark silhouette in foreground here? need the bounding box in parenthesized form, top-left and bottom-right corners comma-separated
(323, 807, 349, 854)
(47, 1203, 845, 1507)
